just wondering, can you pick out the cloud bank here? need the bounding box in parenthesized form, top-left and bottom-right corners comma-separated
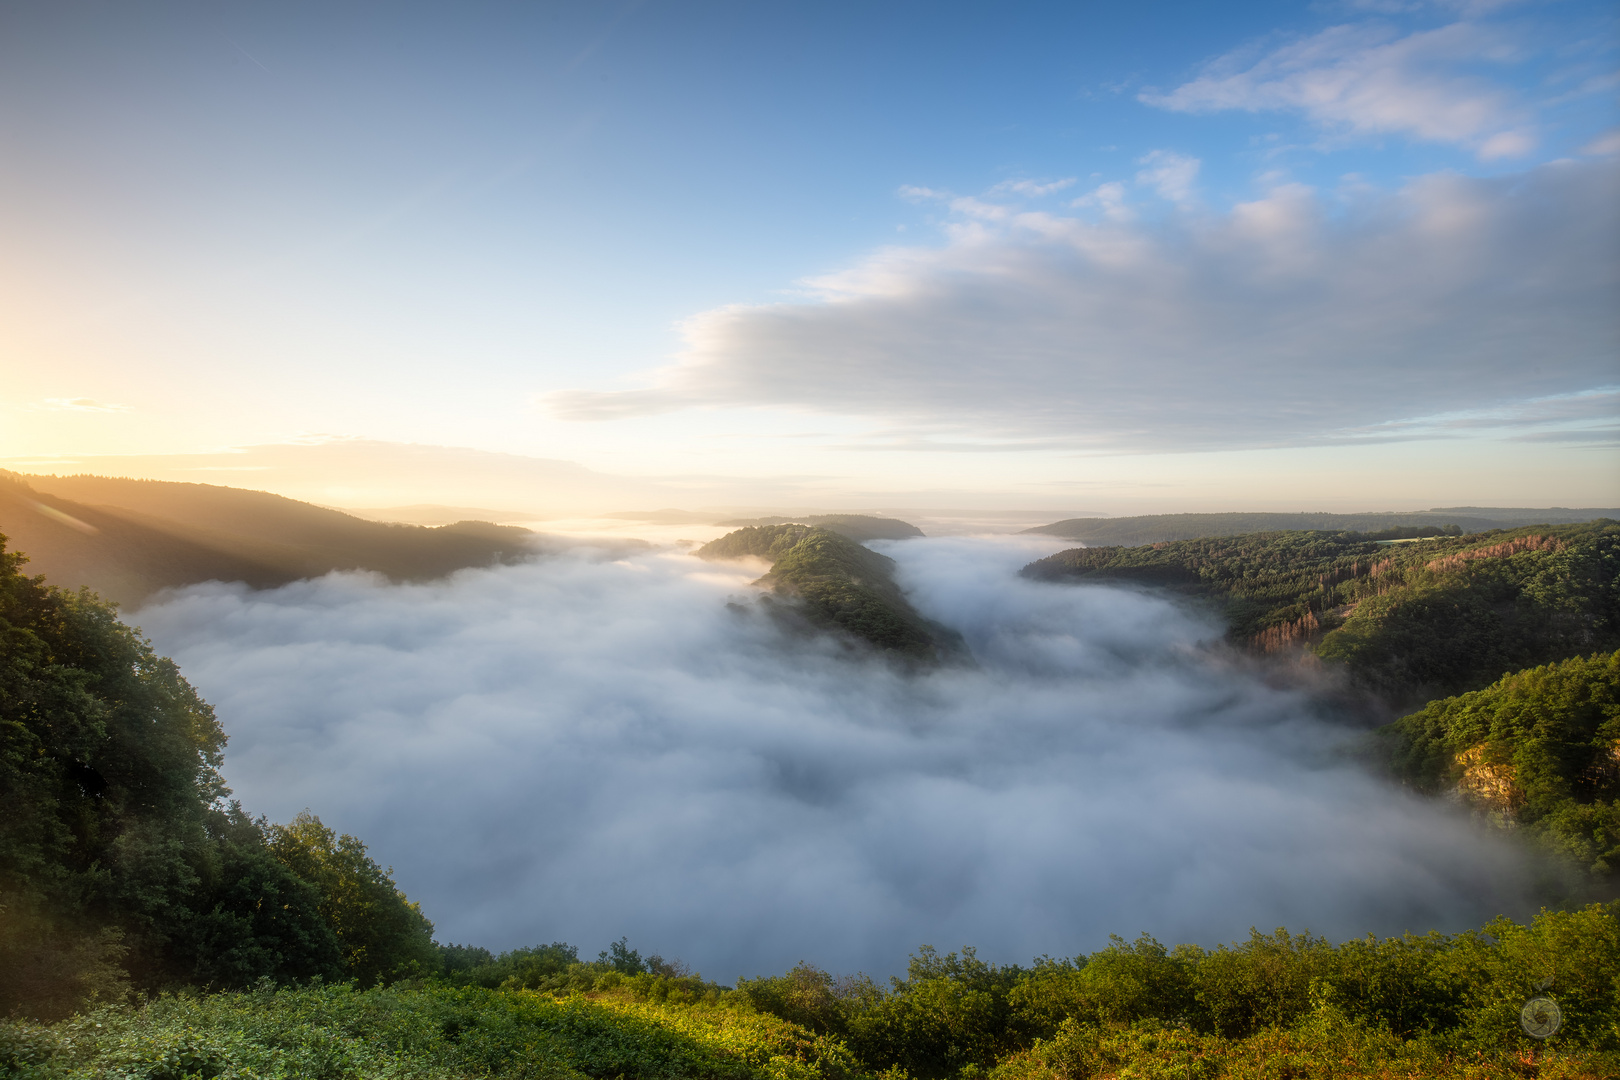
(549, 159, 1619, 453)
(133, 536, 1536, 980)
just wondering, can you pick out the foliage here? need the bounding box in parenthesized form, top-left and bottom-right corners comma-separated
(4, 909, 1618, 1078)
(1386, 651, 1620, 879)
(0, 980, 861, 1080)
(267, 813, 438, 987)
(0, 532, 423, 1017)
(735, 905, 1620, 1079)
(442, 938, 716, 999)
(988, 1016, 1617, 1080)
(1, 527, 231, 1014)
(1023, 521, 1620, 706)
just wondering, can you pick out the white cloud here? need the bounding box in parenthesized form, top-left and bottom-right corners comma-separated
(1141, 21, 1533, 159)
(1071, 181, 1134, 221)
(990, 177, 1078, 198)
(1477, 128, 1537, 161)
(548, 160, 1620, 453)
(1582, 128, 1620, 156)
(1135, 150, 1201, 203)
(135, 537, 1534, 975)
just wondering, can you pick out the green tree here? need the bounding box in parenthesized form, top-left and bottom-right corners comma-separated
(269, 811, 438, 986)
(1, 532, 225, 1014)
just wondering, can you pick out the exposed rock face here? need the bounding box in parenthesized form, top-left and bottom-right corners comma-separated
(1453, 745, 1524, 818)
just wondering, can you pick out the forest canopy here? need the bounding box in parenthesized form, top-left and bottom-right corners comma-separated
(1022, 521, 1620, 707)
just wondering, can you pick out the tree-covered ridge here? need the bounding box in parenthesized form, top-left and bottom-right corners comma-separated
(1386, 652, 1620, 880)
(714, 515, 926, 543)
(0, 533, 435, 1019)
(1022, 521, 1620, 706)
(1024, 509, 1620, 547)
(0, 471, 533, 608)
(696, 525, 954, 661)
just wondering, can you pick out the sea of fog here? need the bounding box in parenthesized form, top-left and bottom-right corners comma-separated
(132, 535, 1532, 982)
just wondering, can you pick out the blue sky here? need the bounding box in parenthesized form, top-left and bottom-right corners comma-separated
(2, 0, 1616, 512)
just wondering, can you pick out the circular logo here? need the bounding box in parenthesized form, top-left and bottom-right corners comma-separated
(1520, 995, 1562, 1040)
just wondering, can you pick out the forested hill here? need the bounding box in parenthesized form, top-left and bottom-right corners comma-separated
(1025, 508, 1620, 546)
(713, 514, 925, 542)
(696, 524, 954, 661)
(0, 471, 532, 606)
(1022, 521, 1620, 708)
(0, 533, 438, 1019)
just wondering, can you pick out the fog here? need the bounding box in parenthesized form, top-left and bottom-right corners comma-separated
(133, 535, 1532, 981)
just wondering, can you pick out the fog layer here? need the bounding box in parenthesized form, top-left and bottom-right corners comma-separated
(134, 536, 1531, 980)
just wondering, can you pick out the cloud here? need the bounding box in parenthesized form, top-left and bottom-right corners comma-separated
(548, 160, 1620, 452)
(1071, 181, 1133, 221)
(990, 178, 1079, 198)
(1333, 387, 1620, 441)
(134, 536, 1535, 979)
(1135, 151, 1201, 203)
(1582, 129, 1620, 157)
(1141, 21, 1533, 158)
(39, 397, 130, 412)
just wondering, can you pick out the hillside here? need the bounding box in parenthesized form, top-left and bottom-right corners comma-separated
(1025, 508, 1620, 546)
(0, 534, 438, 1018)
(696, 524, 953, 661)
(1, 472, 532, 606)
(1022, 521, 1620, 707)
(1386, 651, 1620, 881)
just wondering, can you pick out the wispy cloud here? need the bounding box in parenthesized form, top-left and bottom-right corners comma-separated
(1135, 151, 1202, 203)
(989, 177, 1078, 198)
(1582, 129, 1620, 157)
(1071, 181, 1133, 221)
(1323, 387, 1620, 443)
(1141, 20, 1535, 159)
(39, 397, 130, 412)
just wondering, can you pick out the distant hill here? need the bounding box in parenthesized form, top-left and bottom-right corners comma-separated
(714, 514, 925, 542)
(1, 472, 532, 607)
(697, 524, 955, 661)
(1023, 509, 1620, 546)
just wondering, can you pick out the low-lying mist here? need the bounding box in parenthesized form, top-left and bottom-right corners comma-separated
(133, 536, 1533, 982)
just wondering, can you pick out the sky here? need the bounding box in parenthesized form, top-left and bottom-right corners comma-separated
(2, 0, 1617, 513)
(133, 536, 1538, 976)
